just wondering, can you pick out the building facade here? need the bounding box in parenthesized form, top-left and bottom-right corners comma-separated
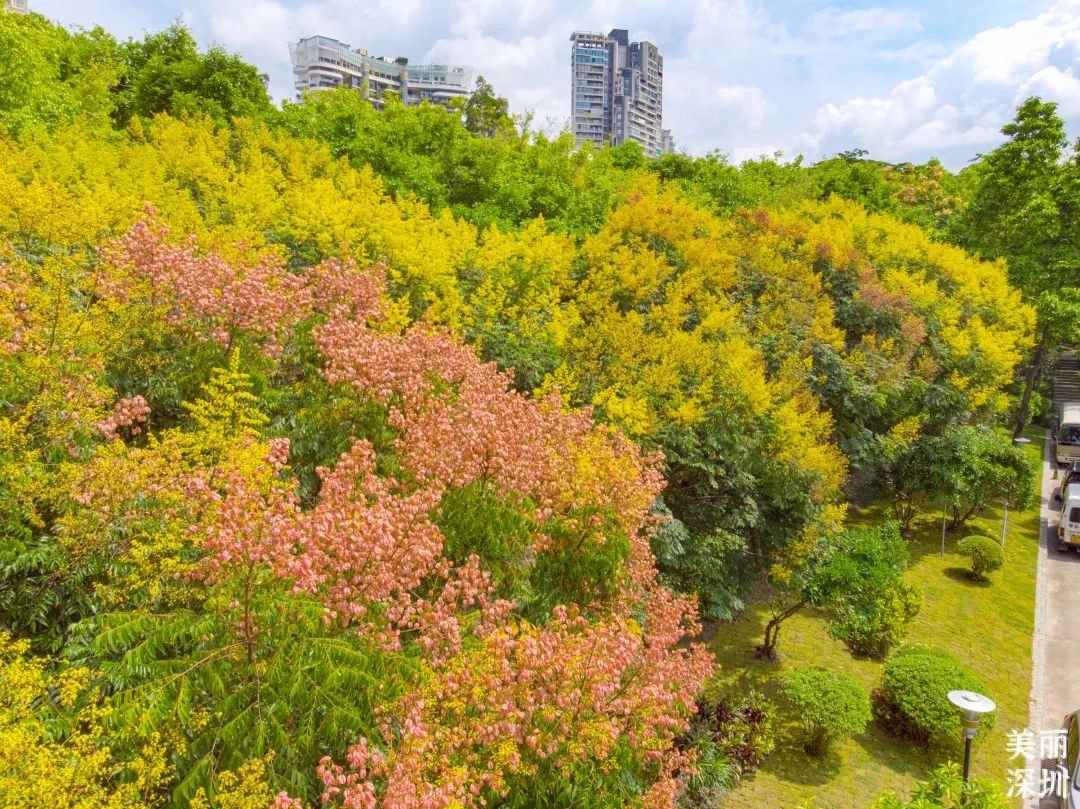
(290, 36, 471, 108)
(570, 29, 666, 157)
(3, 0, 29, 13)
(660, 128, 676, 155)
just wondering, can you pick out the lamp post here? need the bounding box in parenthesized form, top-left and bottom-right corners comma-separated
(948, 689, 996, 783)
(1002, 437, 1032, 549)
(941, 490, 948, 559)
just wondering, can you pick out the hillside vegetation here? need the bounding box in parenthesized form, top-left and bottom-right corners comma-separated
(0, 11, 1073, 809)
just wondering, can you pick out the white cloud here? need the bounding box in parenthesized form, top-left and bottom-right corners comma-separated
(731, 143, 785, 163)
(798, 0, 1080, 161)
(1018, 65, 1080, 117)
(812, 6, 922, 36)
(875, 39, 948, 65)
(29, 0, 1080, 167)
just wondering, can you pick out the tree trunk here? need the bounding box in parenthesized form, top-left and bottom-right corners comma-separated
(1014, 325, 1049, 439)
(949, 502, 981, 532)
(756, 600, 806, 661)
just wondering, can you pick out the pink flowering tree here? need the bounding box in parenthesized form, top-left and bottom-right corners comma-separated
(70, 219, 713, 806)
(100, 207, 313, 358)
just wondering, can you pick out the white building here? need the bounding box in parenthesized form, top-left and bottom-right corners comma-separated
(570, 28, 666, 157)
(290, 36, 471, 109)
(3, 0, 29, 13)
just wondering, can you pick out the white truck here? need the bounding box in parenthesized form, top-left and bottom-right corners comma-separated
(1057, 402, 1080, 465)
(1058, 482, 1080, 552)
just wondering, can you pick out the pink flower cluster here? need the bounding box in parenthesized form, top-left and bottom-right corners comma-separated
(313, 319, 665, 572)
(96, 395, 151, 441)
(192, 470, 302, 587)
(99, 209, 391, 359)
(194, 441, 512, 662)
(100, 208, 312, 357)
(316, 597, 711, 809)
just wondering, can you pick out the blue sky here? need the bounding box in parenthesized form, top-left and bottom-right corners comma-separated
(29, 0, 1080, 167)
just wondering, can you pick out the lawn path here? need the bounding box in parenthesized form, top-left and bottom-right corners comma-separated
(710, 433, 1042, 808)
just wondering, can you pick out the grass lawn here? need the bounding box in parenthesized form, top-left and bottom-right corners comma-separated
(708, 428, 1043, 808)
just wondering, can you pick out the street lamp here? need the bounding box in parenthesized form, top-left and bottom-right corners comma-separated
(948, 689, 996, 782)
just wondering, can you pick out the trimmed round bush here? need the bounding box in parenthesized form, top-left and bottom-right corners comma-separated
(779, 666, 871, 757)
(873, 644, 994, 747)
(956, 535, 1004, 581)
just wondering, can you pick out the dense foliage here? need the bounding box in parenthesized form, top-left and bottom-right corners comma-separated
(829, 580, 922, 660)
(884, 426, 1035, 534)
(956, 535, 1006, 581)
(778, 667, 871, 757)
(675, 690, 775, 808)
(686, 689, 775, 775)
(757, 522, 918, 660)
(0, 11, 1053, 806)
(1, 201, 713, 805)
(873, 645, 994, 748)
(950, 98, 1080, 436)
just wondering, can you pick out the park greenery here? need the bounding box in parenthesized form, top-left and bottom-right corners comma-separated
(957, 535, 1007, 581)
(756, 522, 918, 661)
(871, 763, 1012, 809)
(778, 667, 871, 757)
(874, 645, 995, 748)
(0, 9, 1075, 808)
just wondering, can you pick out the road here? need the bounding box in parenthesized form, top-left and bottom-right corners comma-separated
(1033, 352, 1080, 809)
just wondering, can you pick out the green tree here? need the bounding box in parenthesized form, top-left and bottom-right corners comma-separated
(278, 86, 621, 233)
(757, 522, 913, 660)
(952, 98, 1080, 436)
(808, 149, 899, 214)
(112, 21, 272, 126)
(650, 149, 813, 214)
(1014, 289, 1080, 437)
(830, 580, 922, 660)
(883, 438, 939, 535)
(461, 75, 512, 138)
(0, 12, 120, 133)
(887, 428, 1034, 532)
(942, 428, 1033, 530)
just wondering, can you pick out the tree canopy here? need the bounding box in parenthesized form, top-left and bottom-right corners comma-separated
(0, 13, 1057, 807)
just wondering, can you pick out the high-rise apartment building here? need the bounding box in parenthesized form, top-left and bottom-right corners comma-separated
(660, 129, 676, 155)
(570, 29, 665, 157)
(290, 36, 471, 109)
(3, 0, 29, 13)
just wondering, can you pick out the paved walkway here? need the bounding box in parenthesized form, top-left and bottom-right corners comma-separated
(1032, 430, 1073, 808)
(1033, 352, 1080, 808)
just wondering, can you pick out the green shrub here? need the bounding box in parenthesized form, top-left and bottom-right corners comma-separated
(956, 535, 1004, 581)
(830, 581, 923, 659)
(778, 667, 871, 757)
(873, 645, 994, 747)
(872, 762, 1011, 807)
(676, 735, 739, 808)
